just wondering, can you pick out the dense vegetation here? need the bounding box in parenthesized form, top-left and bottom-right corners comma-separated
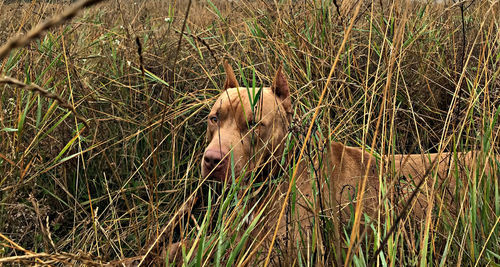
(0, 0, 498, 265)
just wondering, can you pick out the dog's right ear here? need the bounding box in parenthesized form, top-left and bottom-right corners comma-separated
(223, 60, 239, 90)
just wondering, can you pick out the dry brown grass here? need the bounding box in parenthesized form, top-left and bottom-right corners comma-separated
(0, 0, 499, 265)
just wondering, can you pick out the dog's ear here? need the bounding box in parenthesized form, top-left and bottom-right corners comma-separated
(271, 64, 292, 113)
(271, 64, 290, 99)
(223, 60, 239, 90)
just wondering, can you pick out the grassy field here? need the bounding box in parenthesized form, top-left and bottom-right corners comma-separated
(0, 0, 499, 265)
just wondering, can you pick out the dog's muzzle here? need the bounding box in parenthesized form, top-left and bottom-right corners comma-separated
(202, 149, 229, 180)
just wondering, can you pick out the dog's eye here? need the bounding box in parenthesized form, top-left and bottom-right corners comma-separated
(247, 120, 258, 129)
(209, 115, 218, 124)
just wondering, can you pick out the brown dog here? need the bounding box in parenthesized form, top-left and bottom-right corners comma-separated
(107, 61, 497, 266)
(184, 61, 497, 265)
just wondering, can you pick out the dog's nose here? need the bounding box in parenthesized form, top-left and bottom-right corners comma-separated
(203, 149, 226, 170)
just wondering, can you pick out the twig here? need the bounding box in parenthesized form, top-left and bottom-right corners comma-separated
(173, 29, 217, 62)
(448, 0, 468, 192)
(452, 0, 467, 131)
(160, 0, 193, 144)
(0, 76, 89, 129)
(0, 0, 106, 60)
(332, 0, 343, 24)
(170, 0, 193, 87)
(135, 36, 145, 76)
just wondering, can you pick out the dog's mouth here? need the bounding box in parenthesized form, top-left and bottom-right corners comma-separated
(202, 148, 233, 182)
(203, 165, 231, 182)
(202, 151, 258, 183)
(202, 153, 274, 184)
(201, 144, 281, 183)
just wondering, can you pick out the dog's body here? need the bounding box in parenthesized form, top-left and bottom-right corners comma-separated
(170, 62, 497, 265)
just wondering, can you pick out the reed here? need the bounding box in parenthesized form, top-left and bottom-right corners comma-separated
(0, 0, 498, 265)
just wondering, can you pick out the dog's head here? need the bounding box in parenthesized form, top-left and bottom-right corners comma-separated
(201, 61, 292, 182)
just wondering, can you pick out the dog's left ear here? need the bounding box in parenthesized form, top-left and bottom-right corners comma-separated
(223, 60, 239, 90)
(271, 65, 290, 99)
(271, 64, 291, 112)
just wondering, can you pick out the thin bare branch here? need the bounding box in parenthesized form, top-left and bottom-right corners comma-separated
(0, 76, 89, 129)
(0, 0, 106, 60)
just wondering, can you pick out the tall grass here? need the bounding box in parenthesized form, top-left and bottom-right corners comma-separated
(0, 0, 499, 266)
